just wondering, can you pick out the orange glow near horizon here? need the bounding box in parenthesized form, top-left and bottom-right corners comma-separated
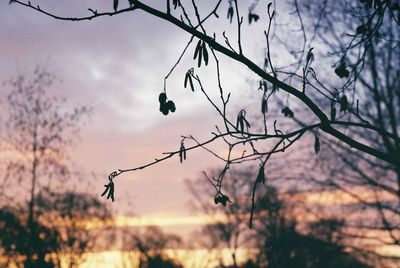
(286, 188, 396, 205)
(78, 213, 228, 230)
(70, 187, 397, 230)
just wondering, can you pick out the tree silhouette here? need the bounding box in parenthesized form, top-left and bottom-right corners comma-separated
(121, 226, 183, 268)
(274, 0, 400, 258)
(9, 0, 399, 232)
(0, 65, 91, 267)
(187, 168, 373, 267)
(0, 191, 111, 268)
(251, 191, 371, 268)
(35, 191, 113, 267)
(0, 206, 59, 267)
(187, 169, 254, 267)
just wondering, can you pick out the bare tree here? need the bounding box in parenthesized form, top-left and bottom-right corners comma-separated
(187, 167, 374, 268)
(0, 65, 90, 267)
(271, 0, 400, 260)
(186, 169, 254, 267)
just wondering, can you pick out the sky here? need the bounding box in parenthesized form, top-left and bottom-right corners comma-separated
(0, 0, 379, 232)
(2, 2, 400, 266)
(0, 0, 268, 235)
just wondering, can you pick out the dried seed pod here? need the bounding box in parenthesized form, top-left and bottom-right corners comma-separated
(159, 103, 169, 115)
(340, 95, 348, 112)
(248, 13, 259, 24)
(356, 24, 367, 34)
(335, 61, 350, 78)
(227, 6, 234, 23)
(158, 92, 167, 104)
(220, 194, 230, 206)
(261, 93, 268, 114)
(179, 141, 186, 163)
(314, 136, 320, 154)
(101, 181, 115, 202)
(281, 107, 294, 118)
(202, 42, 209, 66)
(172, 0, 181, 9)
(214, 194, 230, 206)
(306, 48, 314, 65)
(184, 71, 194, 91)
(167, 100, 176, 112)
(193, 40, 202, 60)
(261, 99, 268, 114)
(197, 44, 203, 67)
(330, 101, 336, 121)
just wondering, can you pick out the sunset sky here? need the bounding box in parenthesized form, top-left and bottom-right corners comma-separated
(0, 0, 379, 231)
(2, 2, 400, 267)
(0, 0, 269, 234)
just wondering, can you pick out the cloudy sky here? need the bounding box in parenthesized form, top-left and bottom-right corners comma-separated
(2, 2, 399, 265)
(1, 0, 278, 234)
(2, 0, 335, 242)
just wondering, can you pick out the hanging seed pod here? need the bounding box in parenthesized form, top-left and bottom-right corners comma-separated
(214, 193, 230, 206)
(197, 44, 203, 67)
(261, 98, 268, 114)
(193, 40, 202, 60)
(159, 103, 169, 115)
(340, 95, 348, 112)
(314, 135, 320, 154)
(356, 24, 367, 34)
(335, 61, 350, 78)
(202, 42, 209, 66)
(179, 141, 186, 163)
(184, 70, 194, 92)
(281, 107, 294, 118)
(159, 92, 167, 104)
(167, 100, 176, 112)
(306, 48, 314, 65)
(330, 100, 336, 121)
(236, 110, 251, 133)
(227, 6, 234, 23)
(172, 0, 181, 9)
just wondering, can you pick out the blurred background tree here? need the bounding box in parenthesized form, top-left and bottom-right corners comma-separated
(187, 168, 373, 268)
(121, 226, 183, 268)
(0, 66, 113, 267)
(274, 0, 400, 260)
